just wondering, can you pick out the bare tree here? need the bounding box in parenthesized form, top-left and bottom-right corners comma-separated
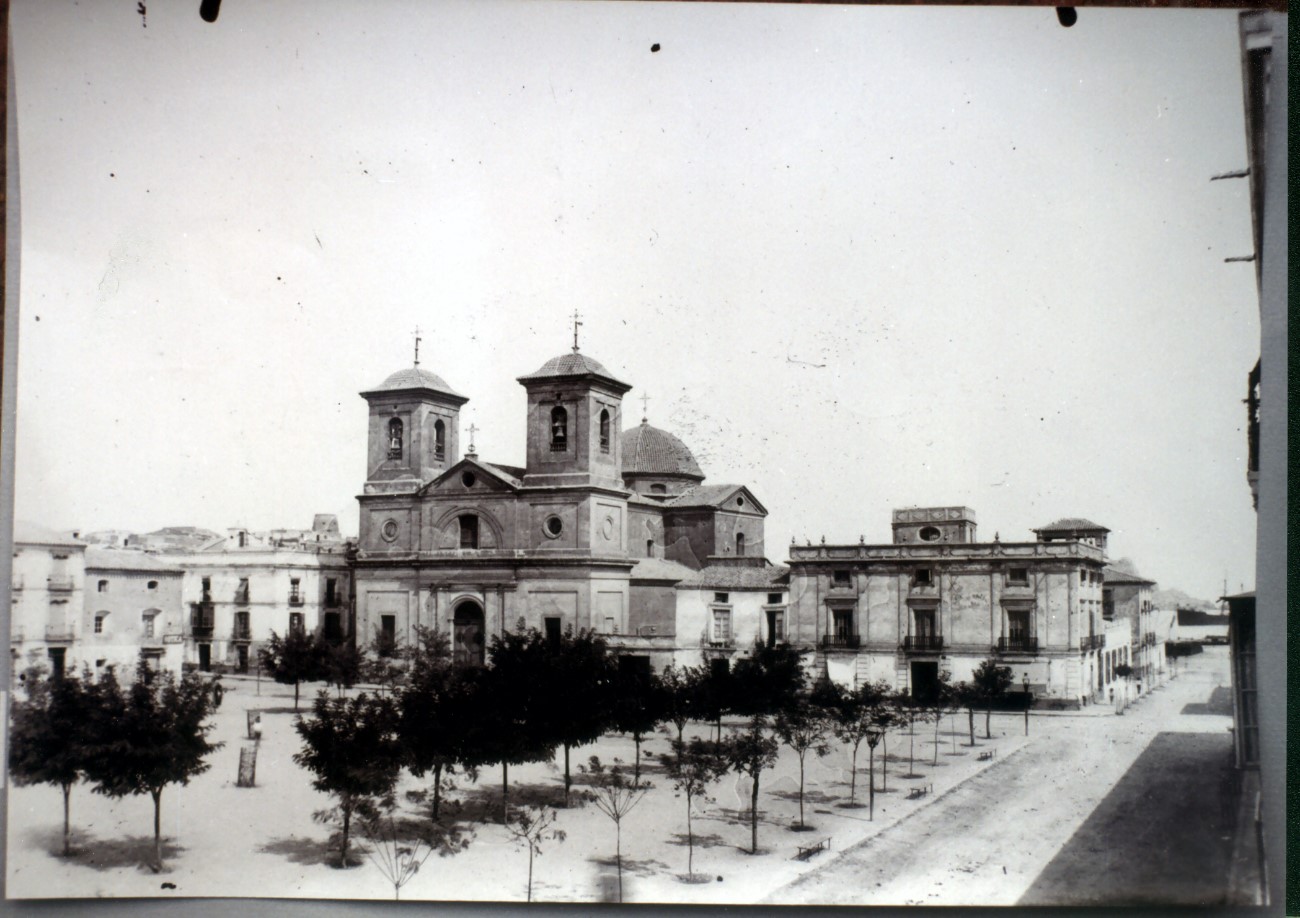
(504, 806, 566, 903)
(664, 738, 730, 877)
(581, 757, 649, 902)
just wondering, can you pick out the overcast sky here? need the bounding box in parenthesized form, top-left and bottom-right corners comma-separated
(9, 1, 1259, 601)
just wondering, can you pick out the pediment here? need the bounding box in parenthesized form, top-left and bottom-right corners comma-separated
(419, 457, 522, 496)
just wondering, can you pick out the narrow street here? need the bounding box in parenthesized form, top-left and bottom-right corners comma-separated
(768, 649, 1236, 906)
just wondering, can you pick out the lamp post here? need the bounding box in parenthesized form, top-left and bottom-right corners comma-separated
(866, 729, 883, 821)
(1022, 673, 1031, 735)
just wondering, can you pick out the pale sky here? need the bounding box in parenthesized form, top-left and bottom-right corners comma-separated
(9, 1, 1259, 601)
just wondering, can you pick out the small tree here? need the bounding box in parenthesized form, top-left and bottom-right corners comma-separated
(293, 691, 404, 867)
(259, 629, 323, 710)
(85, 662, 222, 871)
(953, 680, 979, 746)
(504, 806, 566, 903)
(823, 679, 892, 808)
(773, 698, 831, 830)
(542, 628, 617, 806)
(723, 717, 780, 855)
(609, 668, 666, 784)
(322, 642, 363, 697)
(729, 640, 806, 719)
(363, 629, 410, 697)
(581, 757, 649, 903)
(971, 659, 1015, 738)
(928, 669, 954, 766)
(8, 666, 95, 856)
(664, 737, 730, 876)
(660, 663, 712, 746)
(357, 796, 472, 900)
(891, 689, 929, 778)
(398, 629, 474, 822)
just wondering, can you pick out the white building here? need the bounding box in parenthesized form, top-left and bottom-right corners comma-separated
(10, 522, 87, 678)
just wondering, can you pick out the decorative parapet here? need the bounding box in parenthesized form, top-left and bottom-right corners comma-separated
(789, 540, 1105, 563)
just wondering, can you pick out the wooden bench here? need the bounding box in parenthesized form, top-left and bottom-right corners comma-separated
(906, 784, 934, 800)
(794, 838, 831, 861)
(977, 749, 996, 761)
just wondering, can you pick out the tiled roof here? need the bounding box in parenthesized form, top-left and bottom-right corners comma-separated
(516, 351, 629, 389)
(678, 563, 790, 590)
(666, 484, 763, 513)
(85, 547, 183, 573)
(1103, 565, 1156, 586)
(629, 558, 696, 583)
(477, 461, 524, 488)
(621, 422, 705, 479)
(12, 521, 85, 547)
(1035, 518, 1110, 533)
(363, 366, 465, 399)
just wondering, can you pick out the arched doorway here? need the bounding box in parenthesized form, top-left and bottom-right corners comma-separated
(453, 600, 486, 667)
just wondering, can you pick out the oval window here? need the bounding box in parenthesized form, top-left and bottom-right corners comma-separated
(919, 526, 941, 542)
(736, 496, 746, 507)
(545, 517, 563, 537)
(461, 471, 476, 488)
(380, 519, 400, 542)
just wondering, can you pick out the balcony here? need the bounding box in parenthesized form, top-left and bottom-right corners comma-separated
(233, 585, 250, 604)
(706, 637, 734, 649)
(288, 594, 304, 607)
(231, 627, 252, 642)
(996, 636, 1039, 654)
(10, 576, 22, 591)
(902, 634, 944, 652)
(44, 625, 75, 641)
(47, 576, 75, 592)
(819, 634, 861, 650)
(1080, 633, 1105, 651)
(325, 594, 343, 609)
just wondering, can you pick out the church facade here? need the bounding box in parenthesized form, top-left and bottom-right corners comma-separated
(352, 346, 771, 670)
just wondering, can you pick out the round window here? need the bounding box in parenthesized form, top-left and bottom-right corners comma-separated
(544, 516, 564, 538)
(461, 471, 476, 488)
(736, 496, 745, 507)
(919, 526, 941, 542)
(380, 519, 400, 542)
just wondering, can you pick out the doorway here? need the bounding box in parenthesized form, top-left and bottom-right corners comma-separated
(237, 644, 249, 673)
(453, 601, 485, 666)
(199, 643, 212, 672)
(910, 661, 939, 703)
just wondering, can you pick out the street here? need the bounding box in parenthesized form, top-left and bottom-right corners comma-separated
(768, 648, 1237, 906)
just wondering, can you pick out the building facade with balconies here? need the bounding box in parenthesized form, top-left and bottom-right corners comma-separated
(1103, 563, 1163, 689)
(10, 522, 87, 678)
(83, 548, 185, 674)
(161, 528, 352, 672)
(786, 508, 1124, 706)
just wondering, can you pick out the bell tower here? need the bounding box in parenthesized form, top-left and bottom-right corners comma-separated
(360, 361, 468, 494)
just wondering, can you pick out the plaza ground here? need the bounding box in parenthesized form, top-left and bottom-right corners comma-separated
(5, 648, 1237, 905)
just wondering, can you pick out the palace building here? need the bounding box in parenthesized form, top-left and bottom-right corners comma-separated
(351, 341, 771, 671)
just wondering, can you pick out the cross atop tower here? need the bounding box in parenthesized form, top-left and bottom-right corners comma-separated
(640, 391, 651, 423)
(413, 326, 423, 367)
(571, 309, 583, 353)
(467, 421, 479, 455)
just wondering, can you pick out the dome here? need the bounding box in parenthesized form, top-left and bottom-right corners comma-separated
(516, 350, 630, 391)
(362, 366, 464, 400)
(621, 421, 705, 479)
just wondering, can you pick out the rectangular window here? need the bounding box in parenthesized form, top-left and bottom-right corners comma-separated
(380, 614, 396, 642)
(713, 592, 729, 604)
(325, 578, 338, 606)
(915, 568, 933, 585)
(143, 614, 157, 639)
(235, 578, 250, 603)
(289, 612, 305, 635)
(201, 576, 212, 597)
(1102, 589, 1115, 621)
(1008, 568, 1029, 585)
(94, 615, 105, 634)
(832, 609, 853, 639)
(604, 616, 616, 635)
(1007, 609, 1029, 643)
(234, 611, 250, 639)
(289, 578, 301, 602)
(833, 570, 852, 587)
(771, 610, 785, 641)
(712, 609, 732, 643)
(544, 616, 562, 645)
(459, 515, 479, 549)
(97, 580, 109, 593)
(768, 592, 784, 605)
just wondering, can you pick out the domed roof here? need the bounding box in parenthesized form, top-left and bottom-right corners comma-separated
(621, 421, 705, 479)
(517, 350, 631, 391)
(362, 366, 465, 401)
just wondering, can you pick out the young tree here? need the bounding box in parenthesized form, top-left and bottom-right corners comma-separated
(322, 642, 363, 697)
(363, 628, 410, 697)
(581, 757, 649, 903)
(8, 666, 94, 856)
(953, 680, 979, 747)
(891, 689, 928, 778)
(259, 629, 323, 710)
(773, 698, 832, 830)
(822, 679, 892, 808)
(971, 658, 1015, 738)
(542, 628, 617, 806)
(504, 806, 566, 903)
(723, 716, 780, 855)
(85, 662, 222, 872)
(609, 667, 666, 784)
(398, 631, 477, 822)
(357, 796, 472, 900)
(664, 737, 731, 877)
(293, 691, 404, 867)
(729, 640, 806, 719)
(927, 669, 954, 766)
(658, 664, 699, 747)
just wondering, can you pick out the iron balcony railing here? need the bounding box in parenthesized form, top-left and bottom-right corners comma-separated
(232, 625, 252, 641)
(44, 624, 75, 641)
(819, 634, 861, 649)
(706, 637, 734, 649)
(233, 585, 250, 603)
(1080, 633, 1105, 650)
(47, 576, 75, 592)
(902, 634, 944, 652)
(288, 594, 304, 606)
(997, 636, 1039, 653)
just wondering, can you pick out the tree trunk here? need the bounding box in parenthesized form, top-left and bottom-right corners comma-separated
(62, 782, 72, 857)
(867, 746, 875, 821)
(849, 743, 859, 805)
(502, 762, 509, 824)
(616, 821, 623, 903)
(294, 678, 300, 711)
(749, 771, 760, 854)
(432, 762, 443, 820)
(686, 792, 695, 874)
(563, 743, 571, 806)
(881, 734, 888, 791)
(797, 755, 806, 828)
(340, 802, 351, 867)
(967, 708, 975, 746)
(933, 712, 940, 765)
(151, 788, 163, 872)
(527, 845, 534, 903)
(633, 733, 642, 785)
(675, 721, 685, 747)
(985, 704, 992, 739)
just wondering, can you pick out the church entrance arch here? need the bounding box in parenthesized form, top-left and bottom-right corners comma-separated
(453, 600, 486, 667)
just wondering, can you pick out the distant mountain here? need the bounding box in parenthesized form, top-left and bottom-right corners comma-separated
(1154, 587, 1218, 612)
